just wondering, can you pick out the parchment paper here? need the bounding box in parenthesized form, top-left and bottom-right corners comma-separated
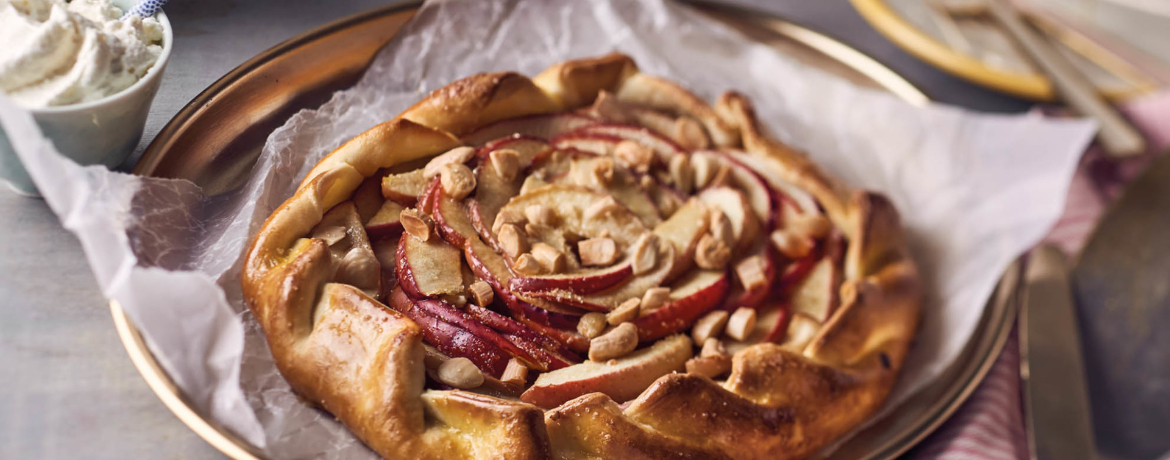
(0, 0, 1096, 457)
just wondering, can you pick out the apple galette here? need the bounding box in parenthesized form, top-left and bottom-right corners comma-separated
(242, 54, 920, 460)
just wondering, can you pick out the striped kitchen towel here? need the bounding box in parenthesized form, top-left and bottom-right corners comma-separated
(907, 91, 1170, 460)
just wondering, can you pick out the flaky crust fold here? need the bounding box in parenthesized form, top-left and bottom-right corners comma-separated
(242, 53, 920, 460)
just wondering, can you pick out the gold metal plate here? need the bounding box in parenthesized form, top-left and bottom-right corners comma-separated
(850, 0, 1161, 102)
(113, 2, 1014, 459)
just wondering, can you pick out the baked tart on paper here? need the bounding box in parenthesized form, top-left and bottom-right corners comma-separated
(242, 54, 921, 460)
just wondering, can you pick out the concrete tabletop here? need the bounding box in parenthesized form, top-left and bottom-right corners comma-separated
(0, 1, 1029, 458)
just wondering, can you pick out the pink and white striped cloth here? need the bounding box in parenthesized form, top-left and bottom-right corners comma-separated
(908, 92, 1170, 460)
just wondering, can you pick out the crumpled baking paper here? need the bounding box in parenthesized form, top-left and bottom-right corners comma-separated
(0, 0, 1096, 457)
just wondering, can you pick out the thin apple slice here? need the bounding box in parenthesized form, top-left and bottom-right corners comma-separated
(478, 135, 552, 168)
(547, 155, 661, 227)
(697, 186, 761, 254)
(520, 334, 693, 409)
(396, 232, 465, 299)
(387, 287, 511, 377)
(353, 174, 386, 222)
(408, 294, 549, 371)
(464, 237, 582, 331)
(781, 312, 822, 351)
(381, 168, 429, 207)
(651, 198, 709, 282)
(723, 242, 776, 311)
(634, 269, 731, 342)
(572, 124, 685, 165)
(787, 256, 841, 323)
(725, 302, 791, 356)
(727, 150, 820, 216)
(525, 243, 675, 312)
(498, 184, 650, 250)
(365, 200, 404, 240)
(463, 113, 597, 146)
(468, 140, 547, 249)
(509, 260, 634, 295)
(432, 186, 479, 249)
(465, 303, 580, 370)
(550, 133, 621, 157)
(644, 176, 686, 220)
(692, 150, 774, 225)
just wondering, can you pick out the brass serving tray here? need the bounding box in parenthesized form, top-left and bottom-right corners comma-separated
(113, 2, 1015, 459)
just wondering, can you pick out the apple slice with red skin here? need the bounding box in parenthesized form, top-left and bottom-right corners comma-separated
(634, 269, 730, 342)
(387, 286, 510, 377)
(406, 293, 553, 372)
(396, 231, 465, 299)
(727, 150, 820, 216)
(509, 260, 634, 295)
(525, 243, 675, 312)
(692, 150, 774, 225)
(572, 123, 686, 165)
(365, 200, 404, 240)
(550, 133, 622, 157)
(697, 186, 762, 254)
(466, 138, 552, 249)
(725, 302, 792, 356)
(432, 186, 480, 249)
(462, 113, 598, 146)
(520, 334, 693, 409)
(381, 169, 429, 207)
(464, 236, 583, 331)
(781, 313, 822, 351)
(476, 135, 553, 167)
(465, 303, 581, 369)
(787, 256, 841, 323)
(722, 242, 777, 311)
(497, 184, 650, 253)
(417, 176, 441, 215)
(651, 199, 709, 282)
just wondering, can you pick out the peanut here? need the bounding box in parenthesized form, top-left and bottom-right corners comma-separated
(726, 307, 757, 341)
(589, 322, 638, 362)
(489, 148, 520, 180)
(468, 280, 494, 307)
(639, 287, 671, 315)
(735, 255, 769, 292)
(672, 116, 710, 150)
(497, 224, 528, 258)
(629, 233, 659, 275)
(501, 358, 528, 384)
(424, 146, 475, 179)
(685, 355, 731, 378)
(669, 155, 694, 193)
(579, 237, 618, 267)
(440, 163, 476, 200)
(577, 312, 608, 339)
(513, 253, 543, 276)
(437, 357, 484, 389)
(400, 208, 433, 241)
(531, 242, 566, 273)
(607, 298, 640, 325)
(614, 140, 654, 173)
(695, 234, 731, 270)
(691, 310, 729, 345)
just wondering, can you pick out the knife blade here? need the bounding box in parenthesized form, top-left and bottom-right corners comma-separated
(1020, 244, 1097, 460)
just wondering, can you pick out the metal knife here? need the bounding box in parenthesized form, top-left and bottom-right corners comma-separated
(1020, 244, 1097, 460)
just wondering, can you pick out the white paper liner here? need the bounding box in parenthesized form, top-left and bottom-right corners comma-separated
(0, 0, 1096, 457)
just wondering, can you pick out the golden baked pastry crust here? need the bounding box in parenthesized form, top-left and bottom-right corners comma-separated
(242, 53, 921, 460)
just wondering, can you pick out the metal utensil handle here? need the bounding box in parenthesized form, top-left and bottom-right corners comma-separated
(985, 0, 1146, 157)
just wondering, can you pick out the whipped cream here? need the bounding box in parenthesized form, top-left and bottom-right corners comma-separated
(0, 0, 164, 108)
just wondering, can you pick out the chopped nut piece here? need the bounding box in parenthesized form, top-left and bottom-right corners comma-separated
(468, 280, 494, 307)
(691, 154, 718, 189)
(629, 233, 659, 275)
(513, 253, 543, 276)
(735, 255, 769, 292)
(501, 358, 528, 384)
(589, 322, 638, 362)
(669, 155, 694, 193)
(578, 237, 618, 266)
(726, 307, 757, 341)
(685, 355, 731, 378)
(531, 242, 566, 273)
(570, 157, 615, 188)
(672, 116, 710, 150)
(787, 213, 831, 239)
(607, 298, 640, 325)
(770, 229, 813, 259)
(577, 312, 608, 339)
(497, 224, 528, 258)
(492, 209, 526, 235)
(691, 310, 730, 345)
(400, 208, 434, 241)
(695, 234, 731, 270)
(440, 163, 477, 200)
(700, 338, 729, 358)
(584, 196, 622, 221)
(708, 209, 735, 247)
(613, 140, 654, 172)
(424, 146, 475, 178)
(524, 204, 554, 226)
(639, 287, 671, 315)
(437, 357, 485, 389)
(489, 148, 521, 180)
(312, 225, 348, 246)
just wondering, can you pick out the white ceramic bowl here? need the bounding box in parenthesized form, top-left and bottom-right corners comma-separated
(0, 1, 174, 196)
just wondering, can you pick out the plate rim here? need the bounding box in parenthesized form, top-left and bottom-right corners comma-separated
(112, 1, 1013, 459)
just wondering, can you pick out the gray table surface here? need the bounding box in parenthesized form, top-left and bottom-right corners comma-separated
(0, 1, 1030, 458)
